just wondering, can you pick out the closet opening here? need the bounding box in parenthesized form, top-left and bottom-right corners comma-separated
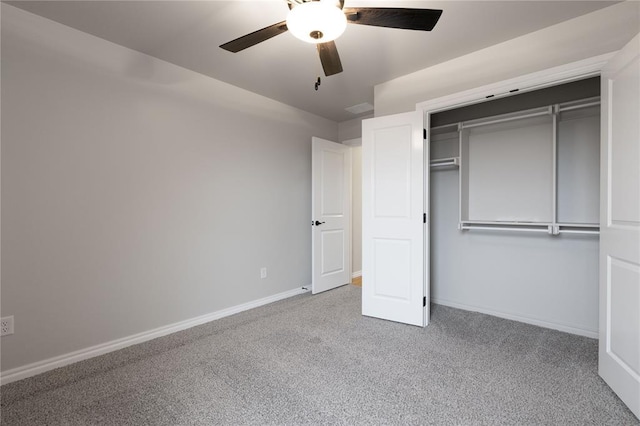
(427, 76, 601, 337)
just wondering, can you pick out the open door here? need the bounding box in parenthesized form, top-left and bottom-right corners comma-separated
(311, 137, 352, 294)
(362, 111, 427, 327)
(599, 34, 640, 419)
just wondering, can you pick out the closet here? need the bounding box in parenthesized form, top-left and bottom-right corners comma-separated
(428, 77, 601, 336)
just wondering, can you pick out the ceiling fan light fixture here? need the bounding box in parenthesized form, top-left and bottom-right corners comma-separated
(286, 1, 347, 44)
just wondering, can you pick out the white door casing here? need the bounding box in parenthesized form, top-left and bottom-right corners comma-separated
(599, 33, 640, 419)
(362, 111, 427, 327)
(311, 137, 352, 294)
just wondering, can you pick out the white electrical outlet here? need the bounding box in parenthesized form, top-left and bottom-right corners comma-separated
(1, 316, 14, 336)
(260, 267, 267, 279)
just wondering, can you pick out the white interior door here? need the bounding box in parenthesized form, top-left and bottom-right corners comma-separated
(362, 111, 427, 327)
(599, 33, 640, 419)
(312, 137, 352, 294)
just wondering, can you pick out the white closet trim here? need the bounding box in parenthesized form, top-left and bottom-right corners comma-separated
(416, 53, 613, 114)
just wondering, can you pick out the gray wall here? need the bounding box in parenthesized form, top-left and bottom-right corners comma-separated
(349, 146, 362, 275)
(338, 114, 372, 142)
(1, 5, 337, 372)
(338, 117, 368, 276)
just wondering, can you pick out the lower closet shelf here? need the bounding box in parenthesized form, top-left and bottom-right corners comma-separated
(458, 222, 599, 235)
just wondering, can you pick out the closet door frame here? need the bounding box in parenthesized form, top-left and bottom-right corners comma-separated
(417, 53, 612, 119)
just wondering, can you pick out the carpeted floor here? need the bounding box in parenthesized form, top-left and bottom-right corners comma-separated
(1, 285, 637, 425)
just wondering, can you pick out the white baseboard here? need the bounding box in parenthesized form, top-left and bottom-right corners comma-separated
(352, 270, 362, 279)
(431, 297, 598, 339)
(1, 286, 311, 386)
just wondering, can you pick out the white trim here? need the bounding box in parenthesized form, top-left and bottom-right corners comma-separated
(0, 286, 311, 386)
(341, 137, 362, 147)
(432, 297, 598, 339)
(416, 53, 614, 114)
(351, 270, 362, 279)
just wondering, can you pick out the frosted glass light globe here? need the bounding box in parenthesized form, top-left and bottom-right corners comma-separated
(286, 1, 347, 44)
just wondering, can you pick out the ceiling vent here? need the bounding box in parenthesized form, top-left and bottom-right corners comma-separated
(345, 102, 374, 115)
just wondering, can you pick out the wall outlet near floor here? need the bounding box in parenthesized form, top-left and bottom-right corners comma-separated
(260, 267, 267, 279)
(1, 316, 14, 336)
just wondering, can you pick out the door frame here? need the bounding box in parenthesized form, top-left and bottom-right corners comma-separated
(416, 53, 613, 117)
(417, 53, 614, 309)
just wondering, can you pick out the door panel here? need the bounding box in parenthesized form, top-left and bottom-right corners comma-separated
(373, 238, 411, 300)
(373, 126, 412, 218)
(608, 258, 640, 377)
(362, 111, 426, 327)
(599, 33, 640, 419)
(320, 150, 346, 215)
(321, 230, 345, 275)
(312, 137, 352, 294)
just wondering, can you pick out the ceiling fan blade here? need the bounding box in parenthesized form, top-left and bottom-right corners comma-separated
(343, 8, 442, 31)
(220, 21, 288, 53)
(317, 41, 343, 76)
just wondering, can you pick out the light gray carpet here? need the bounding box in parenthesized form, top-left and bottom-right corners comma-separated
(1, 285, 637, 425)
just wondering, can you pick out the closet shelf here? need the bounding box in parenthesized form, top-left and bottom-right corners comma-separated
(459, 221, 599, 236)
(460, 108, 551, 130)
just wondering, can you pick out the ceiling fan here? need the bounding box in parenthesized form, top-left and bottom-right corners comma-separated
(220, 0, 443, 77)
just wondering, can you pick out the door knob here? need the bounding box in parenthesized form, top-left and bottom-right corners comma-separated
(314, 220, 326, 226)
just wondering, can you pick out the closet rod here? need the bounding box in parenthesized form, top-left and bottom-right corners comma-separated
(460, 109, 550, 130)
(430, 157, 459, 168)
(558, 101, 600, 113)
(555, 223, 600, 229)
(460, 225, 548, 234)
(430, 123, 458, 132)
(559, 229, 600, 235)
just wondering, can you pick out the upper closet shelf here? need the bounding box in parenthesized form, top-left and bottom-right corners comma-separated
(460, 107, 551, 130)
(429, 97, 601, 132)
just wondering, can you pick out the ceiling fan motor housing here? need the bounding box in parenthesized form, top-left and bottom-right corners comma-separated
(286, 1, 347, 43)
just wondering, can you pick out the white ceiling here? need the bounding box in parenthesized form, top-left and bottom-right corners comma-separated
(6, 0, 618, 122)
